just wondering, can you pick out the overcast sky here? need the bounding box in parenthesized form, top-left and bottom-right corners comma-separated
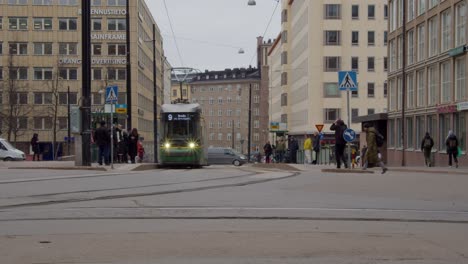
(146, 0, 281, 71)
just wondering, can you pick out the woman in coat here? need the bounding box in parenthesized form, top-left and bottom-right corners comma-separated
(362, 123, 387, 174)
(128, 128, 139, 164)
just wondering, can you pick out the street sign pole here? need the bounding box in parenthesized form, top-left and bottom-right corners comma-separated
(347, 90, 351, 169)
(338, 71, 357, 169)
(110, 101, 114, 170)
(106, 85, 118, 170)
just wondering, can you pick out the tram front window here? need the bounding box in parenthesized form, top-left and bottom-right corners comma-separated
(165, 119, 198, 146)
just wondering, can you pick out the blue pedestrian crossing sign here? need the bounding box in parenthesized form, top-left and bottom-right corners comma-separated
(105, 85, 118, 104)
(343, 128, 356, 142)
(338, 71, 358, 91)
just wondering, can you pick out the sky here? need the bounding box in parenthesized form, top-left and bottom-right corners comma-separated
(146, 0, 281, 71)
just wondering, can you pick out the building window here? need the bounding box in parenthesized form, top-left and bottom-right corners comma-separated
(428, 65, 438, 105)
(396, 118, 402, 148)
(281, 9, 288, 23)
(418, 0, 426, 15)
(417, 23, 425, 61)
(281, 114, 288, 123)
(108, 0, 126, 6)
(390, 40, 396, 71)
(218, 121, 223, 129)
(108, 43, 126, 55)
(367, 57, 375, 72)
(59, 43, 78, 55)
(324, 4, 341, 19)
(441, 61, 452, 103)
(58, 0, 78, 5)
(384, 31, 388, 45)
(441, 10, 452, 52)
(92, 18, 102, 31)
(439, 114, 450, 151)
(9, 43, 27, 55)
(34, 42, 53, 55)
(33, 17, 52, 30)
(384, 57, 388, 71)
(388, 119, 395, 147)
(33, 68, 53, 80)
(254, 120, 259, 129)
(407, 30, 414, 65)
(325, 30, 341, 45)
(209, 109, 214, 117)
(397, 77, 402, 110)
(209, 97, 214, 105)
(254, 133, 260, 142)
(281, 51, 288, 64)
(415, 116, 425, 148)
(218, 97, 223, 104)
(91, 68, 101, 80)
(352, 5, 359, 19)
(324, 109, 340, 123)
(91, 93, 102, 105)
(9, 17, 28, 30)
(59, 18, 77, 30)
(9, 68, 28, 80)
(456, 57, 466, 101)
(0, 67, 3, 80)
(456, 2, 466, 47)
(384, 4, 388, 19)
(281, 72, 288, 85)
(281, 93, 288, 106)
(324, 83, 339, 98)
(408, 0, 415, 21)
(407, 73, 414, 108)
(417, 70, 425, 107)
(281, 30, 288, 43)
(253, 96, 260, 104)
(368, 109, 375, 115)
(455, 113, 466, 151)
(351, 57, 359, 71)
(59, 68, 78, 80)
(0, 18, 2, 30)
(428, 16, 438, 57)
(34, 117, 53, 130)
(92, 0, 102, 6)
(324, 57, 341, 72)
(107, 68, 126, 81)
(33, 0, 53, 4)
(34, 92, 53, 105)
(58, 92, 77, 105)
(352, 31, 359, 45)
(429, 0, 439, 10)
(397, 36, 403, 69)
(209, 133, 214, 140)
(367, 31, 375, 46)
(92, 43, 102, 55)
(352, 90, 359, 98)
(108, 18, 126, 31)
(58, 117, 68, 130)
(368, 5, 375, 19)
(406, 117, 414, 149)
(390, 0, 396, 31)
(352, 109, 359, 120)
(367, 83, 375, 98)
(384, 81, 388, 98)
(218, 109, 222, 117)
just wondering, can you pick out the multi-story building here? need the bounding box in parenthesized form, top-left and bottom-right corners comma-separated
(0, 0, 165, 160)
(387, 0, 467, 166)
(256, 36, 273, 145)
(189, 67, 262, 153)
(269, 0, 389, 138)
(170, 72, 197, 103)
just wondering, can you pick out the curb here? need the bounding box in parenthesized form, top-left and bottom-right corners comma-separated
(8, 167, 107, 171)
(322, 169, 375, 174)
(389, 168, 468, 175)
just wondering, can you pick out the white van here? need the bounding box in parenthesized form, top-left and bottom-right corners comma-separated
(0, 138, 26, 161)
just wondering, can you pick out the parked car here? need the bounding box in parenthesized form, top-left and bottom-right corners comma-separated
(0, 138, 26, 161)
(208, 147, 247, 166)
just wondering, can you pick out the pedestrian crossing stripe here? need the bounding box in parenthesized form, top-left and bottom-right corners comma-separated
(339, 72, 357, 90)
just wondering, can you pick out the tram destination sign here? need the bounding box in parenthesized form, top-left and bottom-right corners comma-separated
(167, 113, 193, 121)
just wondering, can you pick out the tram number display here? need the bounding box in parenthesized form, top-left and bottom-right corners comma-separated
(166, 113, 192, 121)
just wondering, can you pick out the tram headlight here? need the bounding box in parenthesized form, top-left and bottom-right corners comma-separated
(188, 142, 196, 149)
(164, 142, 171, 149)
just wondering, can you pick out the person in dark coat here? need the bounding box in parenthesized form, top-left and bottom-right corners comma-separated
(263, 141, 273, 164)
(118, 130, 129, 163)
(313, 132, 321, 164)
(330, 119, 348, 169)
(94, 120, 111, 165)
(128, 128, 139, 164)
(31, 133, 40, 161)
(446, 130, 459, 168)
(289, 137, 299, 164)
(420, 132, 434, 167)
(362, 123, 388, 174)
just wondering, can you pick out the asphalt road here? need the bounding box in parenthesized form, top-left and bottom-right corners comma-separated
(0, 165, 467, 263)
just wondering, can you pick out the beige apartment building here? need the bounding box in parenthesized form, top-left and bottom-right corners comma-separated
(0, 0, 164, 160)
(189, 68, 262, 154)
(269, 0, 389, 139)
(387, 0, 467, 166)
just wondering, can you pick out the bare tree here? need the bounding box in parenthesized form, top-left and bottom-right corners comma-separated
(44, 66, 65, 160)
(0, 54, 31, 145)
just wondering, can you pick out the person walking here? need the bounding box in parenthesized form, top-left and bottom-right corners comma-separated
(330, 119, 348, 169)
(362, 123, 388, 174)
(276, 137, 286, 163)
(94, 120, 111, 166)
(420, 132, 434, 167)
(31, 133, 40, 161)
(313, 132, 320, 164)
(446, 130, 459, 168)
(128, 128, 139, 164)
(118, 131, 129, 163)
(289, 137, 299, 164)
(263, 141, 273, 164)
(303, 134, 312, 164)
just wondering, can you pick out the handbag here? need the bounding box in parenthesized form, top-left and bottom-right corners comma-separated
(457, 147, 462, 158)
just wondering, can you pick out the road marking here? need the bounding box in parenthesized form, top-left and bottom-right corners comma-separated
(0, 172, 138, 184)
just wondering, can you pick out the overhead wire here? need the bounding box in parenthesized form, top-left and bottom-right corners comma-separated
(162, 0, 184, 67)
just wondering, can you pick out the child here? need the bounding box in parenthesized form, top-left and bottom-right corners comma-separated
(137, 141, 145, 163)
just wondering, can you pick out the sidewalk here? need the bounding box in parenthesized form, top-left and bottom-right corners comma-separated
(1, 161, 149, 171)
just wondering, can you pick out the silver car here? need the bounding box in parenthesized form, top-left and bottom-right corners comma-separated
(208, 148, 247, 166)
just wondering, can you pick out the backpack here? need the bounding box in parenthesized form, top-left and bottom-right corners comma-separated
(375, 131, 385, 147)
(423, 138, 432, 149)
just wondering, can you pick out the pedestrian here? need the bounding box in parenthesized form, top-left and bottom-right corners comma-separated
(303, 134, 312, 164)
(128, 128, 139, 164)
(313, 132, 320, 164)
(362, 123, 388, 174)
(330, 119, 348, 169)
(420, 132, 434, 167)
(263, 141, 273, 164)
(94, 120, 111, 166)
(360, 145, 367, 167)
(118, 130, 129, 163)
(31, 133, 40, 161)
(137, 140, 145, 163)
(289, 136, 299, 164)
(446, 130, 459, 168)
(276, 137, 286, 163)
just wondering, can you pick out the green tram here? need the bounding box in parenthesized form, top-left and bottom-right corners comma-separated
(159, 103, 207, 167)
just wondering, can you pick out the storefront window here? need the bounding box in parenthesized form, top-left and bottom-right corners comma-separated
(427, 115, 438, 150)
(396, 118, 402, 148)
(415, 116, 425, 150)
(455, 113, 466, 151)
(439, 114, 451, 151)
(406, 117, 414, 149)
(388, 119, 395, 147)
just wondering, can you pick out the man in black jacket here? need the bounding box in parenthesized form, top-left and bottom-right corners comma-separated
(94, 120, 111, 165)
(330, 119, 348, 169)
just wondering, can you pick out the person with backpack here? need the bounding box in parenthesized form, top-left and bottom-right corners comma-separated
(446, 130, 459, 168)
(420, 132, 434, 167)
(362, 123, 388, 174)
(330, 119, 348, 169)
(263, 141, 273, 164)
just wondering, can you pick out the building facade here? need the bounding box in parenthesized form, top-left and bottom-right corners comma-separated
(269, 0, 389, 137)
(189, 68, 262, 153)
(0, 0, 165, 160)
(387, 0, 467, 166)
